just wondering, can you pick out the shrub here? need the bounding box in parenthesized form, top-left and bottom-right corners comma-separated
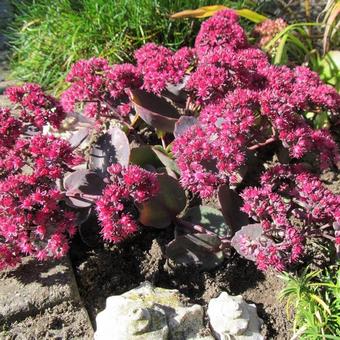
(1, 9, 339, 272)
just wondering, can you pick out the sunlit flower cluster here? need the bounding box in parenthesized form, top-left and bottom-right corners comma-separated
(96, 164, 159, 242)
(240, 165, 340, 270)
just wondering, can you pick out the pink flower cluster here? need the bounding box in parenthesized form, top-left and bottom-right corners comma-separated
(0, 107, 22, 149)
(173, 89, 257, 198)
(5, 83, 65, 129)
(0, 176, 76, 270)
(172, 10, 340, 197)
(96, 164, 159, 243)
(0, 88, 83, 269)
(240, 165, 340, 270)
(0, 134, 82, 177)
(61, 45, 194, 118)
(135, 43, 194, 94)
(0, 131, 82, 270)
(194, 9, 248, 57)
(61, 57, 142, 118)
(253, 18, 287, 48)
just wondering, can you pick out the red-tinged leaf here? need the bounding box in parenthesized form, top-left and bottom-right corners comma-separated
(174, 116, 198, 138)
(166, 234, 224, 270)
(136, 199, 173, 229)
(64, 169, 104, 208)
(89, 127, 130, 177)
(129, 89, 180, 132)
(218, 184, 249, 234)
(137, 174, 186, 228)
(231, 224, 268, 261)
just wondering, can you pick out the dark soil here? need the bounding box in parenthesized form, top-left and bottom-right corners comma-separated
(70, 225, 292, 339)
(71, 167, 340, 339)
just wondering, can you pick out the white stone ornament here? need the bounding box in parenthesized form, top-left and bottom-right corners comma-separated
(207, 292, 263, 340)
(95, 282, 213, 340)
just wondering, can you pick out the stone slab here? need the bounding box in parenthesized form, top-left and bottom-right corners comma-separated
(0, 256, 93, 339)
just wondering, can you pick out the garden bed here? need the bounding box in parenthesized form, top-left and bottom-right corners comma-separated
(69, 167, 339, 339)
(1, 2, 339, 339)
(71, 227, 291, 339)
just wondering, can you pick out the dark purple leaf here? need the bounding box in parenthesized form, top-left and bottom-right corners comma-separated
(75, 207, 92, 226)
(129, 89, 180, 132)
(64, 169, 105, 208)
(218, 184, 249, 235)
(174, 116, 198, 138)
(166, 234, 224, 270)
(89, 127, 130, 177)
(163, 76, 189, 105)
(137, 174, 186, 228)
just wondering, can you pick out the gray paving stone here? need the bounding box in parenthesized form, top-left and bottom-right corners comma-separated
(0, 257, 93, 336)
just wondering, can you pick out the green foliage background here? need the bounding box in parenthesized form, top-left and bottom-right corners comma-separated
(7, 0, 254, 91)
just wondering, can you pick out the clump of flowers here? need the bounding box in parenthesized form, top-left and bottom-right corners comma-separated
(238, 165, 340, 271)
(61, 57, 142, 119)
(0, 85, 84, 269)
(0, 107, 22, 149)
(173, 12, 339, 198)
(5, 83, 66, 129)
(96, 164, 159, 242)
(0, 133, 82, 270)
(135, 43, 194, 95)
(0, 9, 339, 274)
(253, 18, 287, 48)
(194, 9, 248, 57)
(173, 89, 258, 198)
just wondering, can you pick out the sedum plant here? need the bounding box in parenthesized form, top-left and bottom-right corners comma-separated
(0, 10, 339, 272)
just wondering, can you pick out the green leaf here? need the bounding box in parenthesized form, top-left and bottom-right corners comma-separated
(129, 145, 163, 169)
(170, 6, 267, 23)
(235, 9, 267, 23)
(273, 33, 288, 65)
(314, 111, 330, 129)
(152, 146, 179, 174)
(183, 205, 230, 238)
(317, 51, 340, 90)
(129, 145, 179, 175)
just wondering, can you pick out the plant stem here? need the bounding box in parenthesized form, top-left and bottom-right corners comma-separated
(248, 136, 276, 150)
(175, 217, 231, 250)
(65, 191, 101, 200)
